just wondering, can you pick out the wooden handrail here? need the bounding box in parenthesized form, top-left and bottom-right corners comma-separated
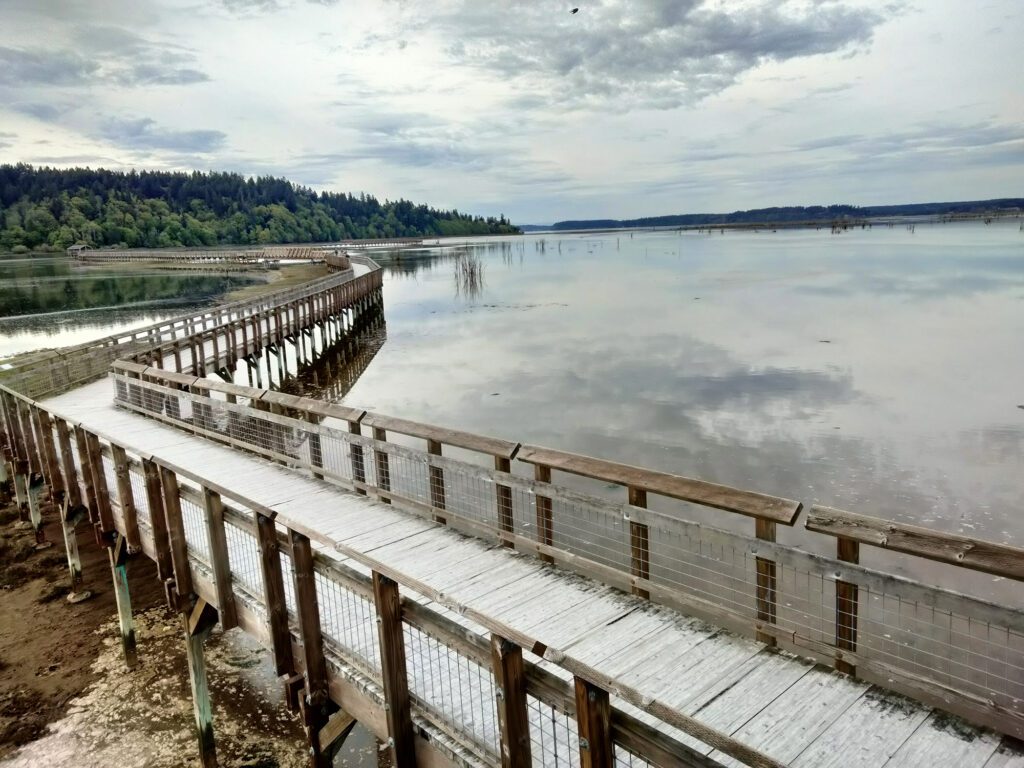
(518, 444, 802, 525)
(807, 505, 1024, 581)
(360, 413, 519, 460)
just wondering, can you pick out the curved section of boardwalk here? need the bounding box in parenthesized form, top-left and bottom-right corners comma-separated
(1, 252, 1022, 767)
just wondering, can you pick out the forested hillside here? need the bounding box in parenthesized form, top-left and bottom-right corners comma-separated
(0, 165, 518, 251)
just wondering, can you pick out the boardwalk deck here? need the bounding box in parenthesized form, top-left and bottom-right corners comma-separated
(40, 379, 1024, 767)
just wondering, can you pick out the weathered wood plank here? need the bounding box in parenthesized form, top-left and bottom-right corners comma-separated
(517, 444, 801, 524)
(880, 710, 1001, 768)
(792, 687, 929, 768)
(110, 445, 141, 550)
(808, 506, 1024, 581)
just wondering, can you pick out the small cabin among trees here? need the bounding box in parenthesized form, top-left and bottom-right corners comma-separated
(66, 243, 91, 258)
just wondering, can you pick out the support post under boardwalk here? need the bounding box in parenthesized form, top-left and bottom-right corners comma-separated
(184, 599, 219, 768)
(574, 677, 612, 768)
(108, 532, 137, 668)
(835, 537, 860, 676)
(372, 571, 414, 768)
(491, 636, 531, 768)
(755, 519, 778, 647)
(60, 498, 90, 602)
(142, 458, 173, 582)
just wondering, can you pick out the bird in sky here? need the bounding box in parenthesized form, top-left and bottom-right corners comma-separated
(571, 7, 579, 13)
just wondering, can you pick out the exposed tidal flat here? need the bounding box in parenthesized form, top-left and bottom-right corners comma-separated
(342, 220, 1024, 556)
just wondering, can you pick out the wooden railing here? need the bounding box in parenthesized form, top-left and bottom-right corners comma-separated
(0, 257, 380, 399)
(0, 378, 789, 768)
(105, 365, 1024, 743)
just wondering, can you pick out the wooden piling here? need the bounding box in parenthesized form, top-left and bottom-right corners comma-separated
(108, 532, 138, 668)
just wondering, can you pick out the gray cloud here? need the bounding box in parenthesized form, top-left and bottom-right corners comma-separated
(10, 102, 75, 122)
(100, 117, 226, 153)
(0, 27, 209, 91)
(0, 131, 14, 150)
(0, 46, 97, 87)
(408, 0, 894, 109)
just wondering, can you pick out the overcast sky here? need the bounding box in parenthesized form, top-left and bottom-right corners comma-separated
(0, 0, 1021, 222)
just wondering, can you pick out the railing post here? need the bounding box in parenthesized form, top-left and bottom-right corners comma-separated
(142, 458, 174, 581)
(372, 427, 391, 504)
(290, 529, 351, 766)
(55, 417, 90, 602)
(755, 519, 778, 647)
(110, 445, 141, 551)
(256, 511, 295, 675)
(495, 456, 514, 547)
(86, 431, 115, 538)
(73, 425, 98, 525)
(574, 677, 612, 768)
(426, 439, 446, 524)
(835, 537, 859, 676)
(372, 571, 414, 767)
(534, 464, 554, 564)
(627, 486, 650, 599)
(491, 635, 531, 767)
(203, 487, 238, 630)
(160, 466, 193, 606)
(348, 419, 366, 495)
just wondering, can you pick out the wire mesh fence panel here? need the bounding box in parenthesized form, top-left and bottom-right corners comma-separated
(855, 585, 1024, 711)
(403, 623, 500, 759)
(614, 745, 655, 768)
(128, 465, 151, 528)
(100, 454, 124, 531)
(527, 694, 579, 768)
(177, 487, 212, 566)
(313, 565, 381, 677)
(223, 515, 263, 601)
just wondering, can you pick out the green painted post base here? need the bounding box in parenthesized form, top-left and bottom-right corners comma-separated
(184, 601, 219, 768)
(61, 502, 92, 603)
(109, 534, 137, 668)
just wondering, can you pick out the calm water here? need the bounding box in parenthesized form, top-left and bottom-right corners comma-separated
(339, 221, 1024, 545)
(0, 255, 259, 358)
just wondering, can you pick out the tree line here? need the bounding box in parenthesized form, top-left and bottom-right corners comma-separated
(0, 164, 519, 252)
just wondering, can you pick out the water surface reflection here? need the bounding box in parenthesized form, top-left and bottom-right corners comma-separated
(337, 223, 1024, 559)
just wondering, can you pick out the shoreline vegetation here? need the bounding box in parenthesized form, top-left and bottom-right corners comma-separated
(521, 199, 1024, 232)
(0, 164, 519, 253)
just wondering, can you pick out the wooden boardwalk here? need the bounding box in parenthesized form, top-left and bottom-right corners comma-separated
(2, 252, 1023, 768)
(35, 379, 1024, 768)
